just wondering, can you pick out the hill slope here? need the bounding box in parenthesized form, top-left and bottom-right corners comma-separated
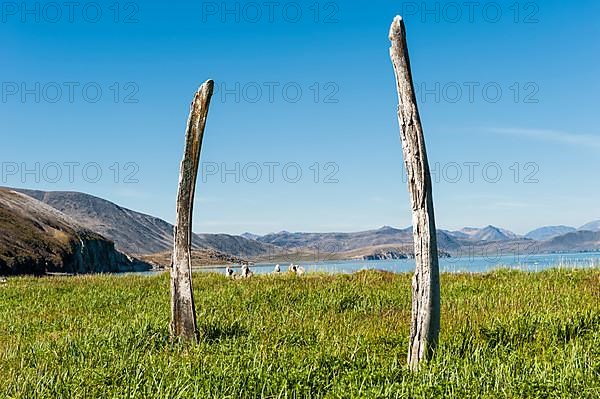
(0, 189, 148, 275)
(256, 226, 463, 252)
(12, 188, 275, 257)
(539, 231, 600, 252)
(15, 189, 174, 255)
(141, 249, 249, 269)
(451, 226, 519, 241)
(579, 220, 600, 232)
(525, 226, 576, 241)
(9, 188, 600, 260)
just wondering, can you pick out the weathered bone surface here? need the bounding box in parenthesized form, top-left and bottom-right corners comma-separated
(389, 16, 441, 370)
(170, 80, 214, 341)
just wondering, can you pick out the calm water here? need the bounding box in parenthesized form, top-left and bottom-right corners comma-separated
(199, 252, 600, 275)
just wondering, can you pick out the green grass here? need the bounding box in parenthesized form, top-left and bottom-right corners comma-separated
(1, 269, 599, 398)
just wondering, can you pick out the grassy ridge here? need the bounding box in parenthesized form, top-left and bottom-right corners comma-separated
(1, 269, 599, 398)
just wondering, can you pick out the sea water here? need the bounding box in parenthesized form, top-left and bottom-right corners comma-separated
(199, 252, 600, 275)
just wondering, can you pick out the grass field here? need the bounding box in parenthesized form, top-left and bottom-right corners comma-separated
(1, 269, 599, 398)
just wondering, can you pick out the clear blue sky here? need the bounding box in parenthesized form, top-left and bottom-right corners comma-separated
(1, 0, 599, 235)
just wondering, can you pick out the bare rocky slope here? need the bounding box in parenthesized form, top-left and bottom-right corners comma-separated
(253, 226, 507, 253)
(11, 188, 276, 257)
(0, 189, 149, 275)
(538, 230, 600, 252)
(579, 220, 600, 232)
(525, 226, 577, 241)
(250, 224, 600, 257)
(256, 226, 462, 252)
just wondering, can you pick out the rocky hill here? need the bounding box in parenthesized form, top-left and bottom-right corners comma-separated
(525, 226, 577, 241)
(8, 187, 600, 263)
(0, 189, 149, 275)
(579, 220, 600, 232)
(258, 226, 408, 251)
(11, 188, 276, 257)
(538, 230, 600, 252)
(256, 226, 463, 253)
(449, 226, 520, 241)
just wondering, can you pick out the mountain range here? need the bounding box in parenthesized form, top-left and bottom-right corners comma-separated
(450, 226, 520, 241)
(12, 188, 276, 257)
(579, 220, 600, 232)
(524, 226, 577, 241)
(2, 187, 599, 274)
(247, 224, 600, 258)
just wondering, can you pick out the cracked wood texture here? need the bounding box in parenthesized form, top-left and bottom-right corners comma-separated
(389, 16, 441, 370)
(170, 80, 214, 341)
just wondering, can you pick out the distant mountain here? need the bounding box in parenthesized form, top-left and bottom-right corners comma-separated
(11, 188, 276, 257)
(241, 232, 260, 240)
(458, 227, 480, 237)
(539, 230, 600, 252)
(442, 229, 470, 239)
(435, 230, 464, 251)
(579, 220, 600, 232)
(472, 226, 512, 241)
(194, 233, 276, 258)
(448, 225, 519, 241)
(525, 226, 576, 241)
(257, 226, 410, 252)
(141, 249, 249, 269)
(0, 188, 148, 275)
(255, 225, 463, 252)
(8, 187, 600, 262)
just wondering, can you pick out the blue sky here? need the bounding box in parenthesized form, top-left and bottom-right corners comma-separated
(1, 0, 599, 235)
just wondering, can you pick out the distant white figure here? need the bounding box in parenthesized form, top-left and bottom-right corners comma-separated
(289, 264, 304, 276)
(241, 264, 254, 278)
(274, 264, 281, 273)
(0, 277, 7, 284)
(225, 266, 234, 277)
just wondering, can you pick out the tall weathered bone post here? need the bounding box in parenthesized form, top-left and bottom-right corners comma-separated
(388, 16, 441, 369)
(170, 80, 214, 341)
